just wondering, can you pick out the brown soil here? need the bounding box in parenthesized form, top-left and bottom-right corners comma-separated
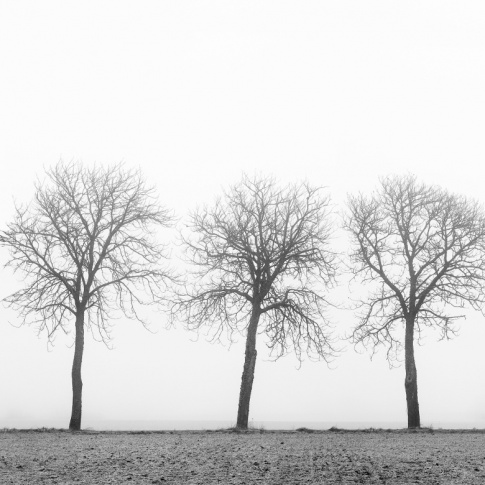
(1, 428, 485, 484)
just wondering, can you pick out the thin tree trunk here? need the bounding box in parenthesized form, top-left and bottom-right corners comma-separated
(236, 306, 260, 429)
(404, 316, 420, 428)
(69, 311, 85, 431)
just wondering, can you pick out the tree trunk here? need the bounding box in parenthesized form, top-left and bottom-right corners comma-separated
(236, 307, 260, 429)
(69, 311, 85, 431)
(404, 316, 420, 428)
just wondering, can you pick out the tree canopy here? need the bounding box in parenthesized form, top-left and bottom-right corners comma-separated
(174, 175, 337, 361)
(1, 161, 174, 342)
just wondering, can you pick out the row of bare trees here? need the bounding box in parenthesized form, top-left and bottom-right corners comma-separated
(1, 161, 485, 431)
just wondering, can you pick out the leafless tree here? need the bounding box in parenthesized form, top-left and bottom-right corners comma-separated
(172, 175, 337, 429)
(0, 161, 173, 431)
(345, 174, 485, 428)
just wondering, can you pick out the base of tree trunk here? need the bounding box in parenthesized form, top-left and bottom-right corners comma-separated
(405, 378, 421, 429)
(236, 347, 257, 430)
(69, 418, 81, 431)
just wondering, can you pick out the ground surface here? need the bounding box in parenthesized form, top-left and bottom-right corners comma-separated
(1, 429, 485, 484)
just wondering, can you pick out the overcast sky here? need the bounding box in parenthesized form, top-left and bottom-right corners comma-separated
(1, 1, 485, 430)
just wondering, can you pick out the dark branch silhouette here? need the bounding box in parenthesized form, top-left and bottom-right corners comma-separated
(172, 175, 337, 429)
(0, 161, 174, 430)
(345, 174, 485, 428)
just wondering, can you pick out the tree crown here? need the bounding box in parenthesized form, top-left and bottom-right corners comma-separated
(0, 161, 173, 343)
(174, 174, 337, 361)
(345, 174, 485, 360)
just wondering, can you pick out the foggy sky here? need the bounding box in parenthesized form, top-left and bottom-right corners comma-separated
(1, 1, 485, 429)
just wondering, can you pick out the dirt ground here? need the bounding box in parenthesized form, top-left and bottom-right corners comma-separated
(1, 428, 485, 484)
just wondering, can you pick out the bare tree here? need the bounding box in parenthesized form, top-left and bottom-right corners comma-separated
(0, 161, 173, 431)
(345, 174, 485, 428)
(173, 175, 337, 429)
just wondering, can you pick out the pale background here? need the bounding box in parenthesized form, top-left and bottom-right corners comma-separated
(1, 1, 485, 430)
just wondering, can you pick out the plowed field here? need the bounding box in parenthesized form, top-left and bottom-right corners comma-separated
(1, 429, 485, 484)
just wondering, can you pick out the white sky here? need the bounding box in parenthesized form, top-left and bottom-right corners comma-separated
(1, 1, 485, 429)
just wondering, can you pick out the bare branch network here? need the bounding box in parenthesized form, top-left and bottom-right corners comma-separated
(172, 175, 338, 362)
(0, 161, 175, 344)
(345, 174, 485, 362)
